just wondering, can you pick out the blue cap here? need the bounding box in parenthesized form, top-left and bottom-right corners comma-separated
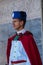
(12, 11, 26, 21)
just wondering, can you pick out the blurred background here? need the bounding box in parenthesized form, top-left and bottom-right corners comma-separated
(0, 0, 43, 65)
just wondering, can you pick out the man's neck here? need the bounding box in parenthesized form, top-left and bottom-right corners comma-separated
(16, 26, 24, 31)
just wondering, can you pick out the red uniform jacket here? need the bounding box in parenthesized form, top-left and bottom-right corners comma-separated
(6, 31, 42, 65)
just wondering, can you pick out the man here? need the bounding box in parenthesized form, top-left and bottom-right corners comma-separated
(6, 11, 42, 65)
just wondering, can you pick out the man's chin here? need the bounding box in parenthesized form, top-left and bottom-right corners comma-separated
(14, 27, 18, 30)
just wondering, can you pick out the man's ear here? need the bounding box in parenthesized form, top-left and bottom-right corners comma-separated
(20, 20, 24, 26)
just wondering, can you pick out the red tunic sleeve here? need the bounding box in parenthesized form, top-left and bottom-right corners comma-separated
(6, 38, 11, 64)
(27, 35, 42, 65)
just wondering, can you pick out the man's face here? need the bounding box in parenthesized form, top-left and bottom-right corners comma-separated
(12, 19, 23, 30)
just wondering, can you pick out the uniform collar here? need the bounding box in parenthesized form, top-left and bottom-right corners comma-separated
(16, 29, 26, 35)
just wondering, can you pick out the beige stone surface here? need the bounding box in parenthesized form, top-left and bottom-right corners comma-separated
(0, 0, 41, 24)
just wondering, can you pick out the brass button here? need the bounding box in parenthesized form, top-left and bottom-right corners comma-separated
(14, 46, 17, 47)
(14, 56, 15, 58)
(14, 51, 16, 53)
